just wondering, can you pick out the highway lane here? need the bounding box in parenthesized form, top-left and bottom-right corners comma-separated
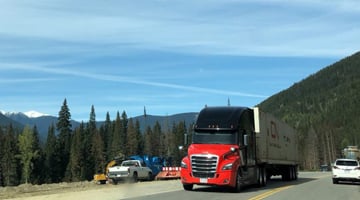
(10, 172, 358, 200)
(124, 172, 360, 200)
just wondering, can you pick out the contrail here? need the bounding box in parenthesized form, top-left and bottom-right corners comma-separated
(2, 64, 268, 98)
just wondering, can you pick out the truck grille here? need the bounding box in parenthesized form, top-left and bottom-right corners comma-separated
(191, 154, 218, 178)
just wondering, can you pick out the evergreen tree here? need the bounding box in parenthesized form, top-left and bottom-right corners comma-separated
(152, 121, 162, 156)
(68, 124, 83, 181)
(82, 125, 94, 181)
(44, 124, 58, 183)
(56, 98, 72, 181)
(30, 125, 44, 184)
(173, 121, 187, 166)
(83, 105, 97, 180)
(91, 129, 105, 175)
(18, 125, 39, 184)
(126, 119, 139, 156)
(76, 122, 88, 181)
(0, 126, 4, 186)
(89, 105, 96, 132)
(135, 120, 144, 155)
(102, 112, 112, 161)
(1, 124, 20, 186)
(143, 126, 153, 156)
(88, 105, 105, 178)
(110, 112, 123, 159)
(120, 111, 128, 157)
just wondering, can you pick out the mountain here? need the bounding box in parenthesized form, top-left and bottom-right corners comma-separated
(258, 51, 360, 169)
(2, 111, 80, 142)
(0, 112, 24, 130)
(1, 110, 197, 142)
(132, 112, 198, 132)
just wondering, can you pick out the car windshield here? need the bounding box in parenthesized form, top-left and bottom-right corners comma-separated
(192, 130, 237, 144)
(336, 160, 358, 166)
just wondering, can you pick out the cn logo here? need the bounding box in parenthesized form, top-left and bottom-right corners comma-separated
(270, 121, 279, 140)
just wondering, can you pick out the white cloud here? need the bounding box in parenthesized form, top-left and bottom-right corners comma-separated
(0, 0, 358, 57)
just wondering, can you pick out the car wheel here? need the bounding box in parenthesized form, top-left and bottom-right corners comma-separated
(332, 178, 338, 184)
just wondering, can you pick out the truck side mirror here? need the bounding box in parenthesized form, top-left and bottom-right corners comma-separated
(243, 135, 249, 146)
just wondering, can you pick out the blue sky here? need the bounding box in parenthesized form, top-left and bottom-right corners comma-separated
(0, 0, 359, 121)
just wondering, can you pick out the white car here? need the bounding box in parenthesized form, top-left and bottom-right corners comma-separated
(332, 158, 360, 184)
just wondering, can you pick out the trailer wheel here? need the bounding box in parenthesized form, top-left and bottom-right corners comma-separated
(183, 184, 193, 191)
(294, 166, 298, 180)
(261, 167, 267, 186)
(256, 167, 262, 187)
(282, 167, 291, 181)
(290, 166, 296, 180)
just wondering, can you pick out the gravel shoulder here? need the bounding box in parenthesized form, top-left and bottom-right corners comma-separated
(0, 179, 182, 200)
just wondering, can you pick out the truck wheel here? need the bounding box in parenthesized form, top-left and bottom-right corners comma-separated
(148, 172, 153, 181)
(256, 167, 262, 187)
(112, 179, 118, 185)
(261, 167, 267, 186)
(132, 172, 138, 182)
(290, 166, 296, 180)
(282, 167, 291, 181)
(294, 167, 298, 180)
(232, 169, 243, 193)
(332, 178, 338, 184)
(183, 184, 193, 191)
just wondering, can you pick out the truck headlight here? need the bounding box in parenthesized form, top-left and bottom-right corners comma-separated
(181, 161, 188, 169)
(222, 163, 233, 170)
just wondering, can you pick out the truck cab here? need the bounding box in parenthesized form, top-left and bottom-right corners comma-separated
(180, 106, 259, 192)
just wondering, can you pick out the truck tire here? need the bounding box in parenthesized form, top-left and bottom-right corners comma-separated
(148, 172, 153, 181)
(256, 167, 262, 187)
(332, 178, 338, 184)
(132, 172, 138, 182)
(282, 166, 291, 181)
(261, 167, 267, 186)
(183, 184, 193, 191)
(232, 169, 243, 193)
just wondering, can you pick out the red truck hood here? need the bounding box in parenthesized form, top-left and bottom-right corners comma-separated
(188, 144, 238, 156)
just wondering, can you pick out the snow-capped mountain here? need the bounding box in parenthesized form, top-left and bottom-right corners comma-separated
(23, 110, 50, 118)
(1, 110, 49, 118)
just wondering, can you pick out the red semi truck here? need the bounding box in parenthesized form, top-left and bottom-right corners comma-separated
(180, 106, 299, 192)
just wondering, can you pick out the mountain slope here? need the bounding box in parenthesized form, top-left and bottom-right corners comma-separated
(0, 112, 24, 129)
(259, 51, 360, 169)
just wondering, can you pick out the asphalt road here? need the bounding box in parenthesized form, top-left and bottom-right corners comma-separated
(10, 172, 359, 200)
(123, 172, 359, 200)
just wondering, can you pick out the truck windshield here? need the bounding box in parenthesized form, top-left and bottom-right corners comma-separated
(192, 131, 237, 144)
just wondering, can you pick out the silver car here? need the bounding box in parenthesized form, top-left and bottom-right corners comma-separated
(332, 159, 360, 184)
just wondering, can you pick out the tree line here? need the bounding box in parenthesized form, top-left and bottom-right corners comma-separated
(0, 99, 191, 186)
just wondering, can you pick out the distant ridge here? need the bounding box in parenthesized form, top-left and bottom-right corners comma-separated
(1, 111, 198, 141)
